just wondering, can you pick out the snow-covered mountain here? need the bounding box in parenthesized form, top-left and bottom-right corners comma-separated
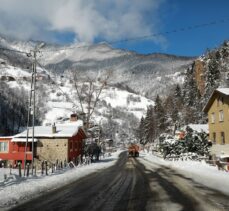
(0, 36, 195, 138)
(0, 37, 195, 98)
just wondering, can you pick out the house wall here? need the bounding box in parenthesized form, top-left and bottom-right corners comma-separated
(210, 144, 229, 155)
(36, 138, 68, 164)
(0, 128, 87, 167)
(68, 128, 86, 161)
(0, 137, 32, 167)
(35, 129, 86, 164)
(208, 93, 229, 155)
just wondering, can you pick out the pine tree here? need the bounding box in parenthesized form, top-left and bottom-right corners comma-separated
(136, 117, 145, 144)
(144, 106, 156, 144)
(154, 95, 167, 135)
(204, 55, 221, 97)
(182, 66, 203, 124)
(174, 84, 183, 108)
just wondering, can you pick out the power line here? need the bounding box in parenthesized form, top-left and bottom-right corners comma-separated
(42, 17, 229, 52)
(0, 17, 229, 54)
(110, 18, 229, 44)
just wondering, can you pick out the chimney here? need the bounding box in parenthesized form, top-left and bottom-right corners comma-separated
(52, 123, 56, 133)
(70, 114, 77, 122)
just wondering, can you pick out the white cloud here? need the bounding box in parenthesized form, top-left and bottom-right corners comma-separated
(0, 0, 166, 44)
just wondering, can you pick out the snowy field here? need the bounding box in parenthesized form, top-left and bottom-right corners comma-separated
(141, 152, 229, 196)
(0, 151, 122, 210)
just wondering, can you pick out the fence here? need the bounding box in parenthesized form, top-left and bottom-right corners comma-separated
(0, 152, 112, 182)
(152, 151, 229, 172)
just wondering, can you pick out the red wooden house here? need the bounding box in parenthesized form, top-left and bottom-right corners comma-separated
(0, 120, 86, 168)
(0, 136, 34, 167)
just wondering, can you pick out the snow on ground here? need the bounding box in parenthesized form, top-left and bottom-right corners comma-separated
(141, 152, 229, 196)
(0, 151, 122, 210)
(0, 66, 31, 78)
(44, 102, 75, 125)
(167, 71, 185, 84)
(101, 87, 153, 119)
(41, 42, 126, 65)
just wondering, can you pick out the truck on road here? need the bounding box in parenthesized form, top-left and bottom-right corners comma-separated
(128, 144, 140, 157)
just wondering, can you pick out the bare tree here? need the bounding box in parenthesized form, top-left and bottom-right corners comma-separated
(72, 70, 111, 129)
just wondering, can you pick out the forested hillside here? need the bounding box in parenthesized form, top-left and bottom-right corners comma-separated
(0, 81, 28, 135)
(137, 40, 229, 144)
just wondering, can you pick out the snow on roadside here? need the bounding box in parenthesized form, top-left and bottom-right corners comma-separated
(0, 151, 122, 210)
(142, 152, 229, 196)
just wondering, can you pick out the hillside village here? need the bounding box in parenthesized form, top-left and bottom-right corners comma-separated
(0, 39, 229, 211)
(0, 39, 228, 172)
(1, 1, 229, 210)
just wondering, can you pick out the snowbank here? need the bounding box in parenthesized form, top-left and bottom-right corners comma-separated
(0, 151, 122, 210)
(143, 153, 229, 196)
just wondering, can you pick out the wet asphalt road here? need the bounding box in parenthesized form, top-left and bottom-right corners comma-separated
(10, 152, 229, 211)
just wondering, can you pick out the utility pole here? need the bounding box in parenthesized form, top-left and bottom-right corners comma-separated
(24, 43, 45, 176)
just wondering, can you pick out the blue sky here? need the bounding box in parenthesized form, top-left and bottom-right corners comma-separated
(112, 0, 229, 56)
(0, 0, 228, 56)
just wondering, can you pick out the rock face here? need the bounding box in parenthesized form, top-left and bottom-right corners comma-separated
(193, 60, 205, 96)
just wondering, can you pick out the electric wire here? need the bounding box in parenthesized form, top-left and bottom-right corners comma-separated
(41, 17, 229, 52)
(1, 18, 227, 54)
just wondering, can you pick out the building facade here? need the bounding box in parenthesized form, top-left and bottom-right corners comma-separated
(0, 121, 86, 168)
(0, 137, 33, 167)
(203, 88, 229, 155)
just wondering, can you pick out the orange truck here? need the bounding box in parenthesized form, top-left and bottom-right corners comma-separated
(128, 144, 140, 157)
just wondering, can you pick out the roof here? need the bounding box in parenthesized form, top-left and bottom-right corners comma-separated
(12, 138, 38, 142)
(0, 136, 13, 140)
(203, 88, 229, 112)
(187, 124, 209, 133)
(14, 120, 83, 138)
(217, 88, 229, 95)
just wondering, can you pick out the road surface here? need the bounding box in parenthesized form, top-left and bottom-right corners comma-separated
(11, 152, 229, 211)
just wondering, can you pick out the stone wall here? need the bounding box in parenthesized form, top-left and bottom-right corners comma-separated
(35, 138, 68, 165)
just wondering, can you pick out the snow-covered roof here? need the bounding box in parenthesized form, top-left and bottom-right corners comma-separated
(14, 120, 83, 138)
(203, 88, 229, 112)
(12, 138, 38, 142)
(186, 124, 209, 133)
(216, 88, 229, 96)
(0, 136, 13, 139)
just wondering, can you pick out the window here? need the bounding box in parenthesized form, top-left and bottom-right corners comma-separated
(212, 132, 216, 144)
(221, 132, 225, 145)
(219, 110, 224, 122)
(211, 113, 215, 123)
(0, 142, 8, 152)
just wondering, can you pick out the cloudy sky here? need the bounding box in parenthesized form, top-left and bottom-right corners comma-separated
(0, 0, 228, 56)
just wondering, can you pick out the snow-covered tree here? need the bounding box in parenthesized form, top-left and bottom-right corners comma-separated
(158, 127, 210, 159)
(144, 106, 156, 144)
(135, 116, 146, 144)
(154, 95, 167, 134)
